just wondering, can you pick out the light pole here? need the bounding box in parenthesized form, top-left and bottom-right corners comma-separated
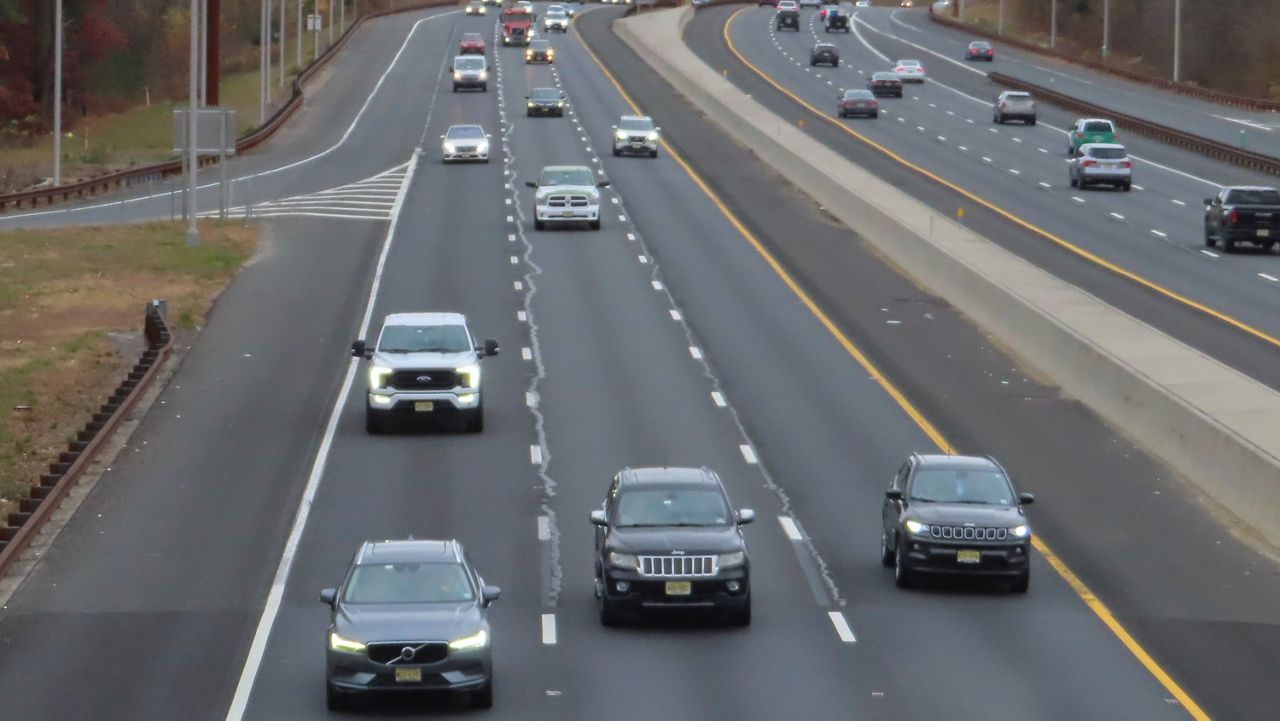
(198, 0, 206, 105)
(329, 0, 335, 46)
(279, 0, 286, 86)
(53, 0, 62, 186)
(187, 0, 200, 246)
(341, 0, 346, 35)
(297, 0, 303, 68)
(1101, 0, 1109, 58)
(998, 0, 1003, 35)
(1172, 0, 1183, 81)
(258, 0, 266, 123)
(1050, 0, 1057, 49)
(265, 0, 271, 106)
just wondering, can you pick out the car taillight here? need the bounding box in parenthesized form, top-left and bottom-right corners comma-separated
(870, 100, 878, 106)
(1229, 210, 1239, 224)
(987, 50, 993, 55)
(1081, 159, 1097, 167)
(1120, 160, 1131, 168)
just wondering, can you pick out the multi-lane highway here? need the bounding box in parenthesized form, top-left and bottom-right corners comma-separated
(1, 3, 1279, 720)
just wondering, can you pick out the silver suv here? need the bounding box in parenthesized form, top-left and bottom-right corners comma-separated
(993, 90, 1036, 125)
(352, 312, 498, 433)
(452, 55, 488, 92)
(612, 115, 660, 158)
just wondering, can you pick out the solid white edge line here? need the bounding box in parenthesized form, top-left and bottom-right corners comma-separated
(778, 516, 803, 541)
(222, 152, 419, 721)
(739, 444, 758, 465)
(828, 611, 857, 643)
(541, 613, 557, 645)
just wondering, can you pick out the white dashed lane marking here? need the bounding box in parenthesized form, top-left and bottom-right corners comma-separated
(521, 346, 533, 360)
(541, 614, 557, 645)
(739, 444, 758, 464)
(828, 611, 857, 643)
(778, 516, 803, 541)
(711, 391, 726, 407)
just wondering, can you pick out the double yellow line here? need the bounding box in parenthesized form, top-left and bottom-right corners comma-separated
(574, 7, 1210, 719)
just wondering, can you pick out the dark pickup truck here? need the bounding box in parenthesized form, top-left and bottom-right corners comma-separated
(1204, 186, 1280, 253)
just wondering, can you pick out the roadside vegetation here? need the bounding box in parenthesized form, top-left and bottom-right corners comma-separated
(0, 221, 257, 522)
(951, 0, 1280, 99)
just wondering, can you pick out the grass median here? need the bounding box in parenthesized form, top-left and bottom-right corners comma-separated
(0, 221, 257, 523)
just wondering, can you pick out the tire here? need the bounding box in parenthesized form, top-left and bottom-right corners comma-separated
(365, 406, 386, 435)
(650, 149, 658, 158)
(452, 84, 459, 92)
(481, 83, 488, 92)
(1224, 236, 1237, 253)
(993, 113, 1001, 124)
(469, 679, 494, 709)
(896, 91, 903, 98)
(870, 111, 878, 119)
(589, 220, 601, 231)
(534, 219, 546, 231)
(1265, 241, 1277, 252)
(1204, 227, 1218, 247)
(809, 59, 816, 66)
(833, 59, 840, 67)
(1069, 175, 1077, 188)
(726, 598, 751, 627)
(1079, 179, 1089, 190)
(1028, 118, 1036, 126)
(880, 531, 895, 567)
(1010, 572, 1030, 594)
(326, 683, 349, 712)
(527, 110, 533, 117)
(464, 401, 484, 433)
(612, 146, 620, 156)
(838, 110, 846, 118)
(1122, 182, 1132, 192)
(894, 543, 914, 589)
(599, 596, 623, 626)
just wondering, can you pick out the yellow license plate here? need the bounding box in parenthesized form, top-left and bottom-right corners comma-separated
(1258, 229, 1271, 237)
(665, 581, 692, 595)
(957, 550, 981, 564)
(394, 667, 422, 683)
(414, 401, 434, 412)
(561, 210, 574, 217)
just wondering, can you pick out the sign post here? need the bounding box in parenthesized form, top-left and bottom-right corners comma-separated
(174, 107, 238, 221)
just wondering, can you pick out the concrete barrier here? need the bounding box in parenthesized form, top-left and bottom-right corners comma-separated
(617, 6, 1280, 548)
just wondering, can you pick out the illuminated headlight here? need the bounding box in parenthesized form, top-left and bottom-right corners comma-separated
(448, 629, 488, 650)
(615, 130, 628, 140)
(526, 50, 533, 58)
(455, 363, 480, 388)
(368, 365, 392, 388)
(457, 393, 477, 404)
(556, 100, 564, 107)
(476, 141, 490, 155)
(527, 101, 536, 108)
(646, 131, 659, 141)
(904, 520, 930, 535)
(717, 551, 746, 569)
(442, 142, 457, 154)
(478, 70, 488, 80)
(453, 71, 462, 80)
(1009, 524, 1030, 538)
(370, 394, 393, 406)
(608, 552, 638, 570)
(329, 632, 366, 654)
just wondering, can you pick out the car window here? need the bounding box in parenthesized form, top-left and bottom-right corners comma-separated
(1226, 189, 1280, 204)
(531, 88, 560, 100)
(1084, 120, 1114, 133)
(379, 324, 471, 353)
(618, 117, 654, 131)
(547, 9, 566, 17)
(971, 42, 990, 49)
(462, 33, 483, 42)
(345, 562, 475, 604)
(615, 489, 731, 527)
(908, 468, 1014, 505)
(1088, 146, 1127, 160)
(455, 56, 485, 70)
(540, 167, 595, 186)
(446, 126, 485, 140)
(899, 60, 920, 67)
(531, 40, 550, 49)
(1003, 92, 1030, 100)
(843, 90, 873, 99)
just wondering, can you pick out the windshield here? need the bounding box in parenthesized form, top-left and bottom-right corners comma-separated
(378, 324, 470, 353)
(873, 73, 897, 81)
(1004, 93, 1030, 101)
(844, 90, 873, 99)
(446, 126, 485, 140)
(344, 563, 474, 604)
(1226, 188, 1280, 204)
(531, 88, 560, 100)
(971, 42, 990, 49)
(899, 60, 920, 67)
(619, 117, 654, 132)
(540, 167, 594, 186)
(531, 40, 550, 49)
(462, 33, 483, 43)
(455, 57, 485, 70)
(1088, 146, 1127, 159)
(547, 10, 566, 17)
(909, 468, 1013, 505)
(616, 489, 731, 527)
(1084, 121, 1114, 133)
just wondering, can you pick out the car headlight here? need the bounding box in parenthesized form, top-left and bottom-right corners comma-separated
(368, 365, 392, 388)
(646, 131, 659, 141)
(453, 71, 462, 80)
(904, 519, 930, 535)
(442, 141, 457, 154)
(608, 552, 639, 570)
(329, 632, 366, 654)
(615, 130, 628, 140)
(1009, 524, 1030, 538)
(448, 629, 489, 650)
(717, 551, 746, 569)
(556, 100, 564, 107)
(527, 101, 536, 108)
(455, 363, 480, 388)
(478, 70, 488, 80)
(476, 141, 489, 155)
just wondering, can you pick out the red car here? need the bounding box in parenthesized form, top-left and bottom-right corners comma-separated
(459, 33, 486, 55)
(966, 41, 994, 61)
(758, 0, 779, 6)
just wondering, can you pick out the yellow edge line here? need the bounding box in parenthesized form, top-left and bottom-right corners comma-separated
(724, 9, 1280, 354)
(576, 7, 1211, 720)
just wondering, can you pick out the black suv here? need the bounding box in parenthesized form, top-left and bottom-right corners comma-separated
(881, 454, 1034, 592)
(591, 467, 754, 626)
(776, 8, 800, 31)
(810, 42, 839, 67)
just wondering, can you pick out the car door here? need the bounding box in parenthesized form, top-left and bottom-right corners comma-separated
(594, 475, 620, 554)
(1206, 192, 1223, 235)
(882, 461, 910, 543)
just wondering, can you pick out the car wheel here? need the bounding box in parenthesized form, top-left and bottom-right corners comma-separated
(1204, 227, 1217, 247)
(365, 406, 386, 435)
(1069, 175, 1077, 188)
(994, 113, 1002, 124)
(1265, 241, 1277, 252)
(469, 679, 494, 709)
(880, 531, 895, 567)
(871, 111, 878, 119)
(464, 401, 484, 433)
(599, 596, 623, 626)
(650, 149, 659, 158)
(1223, 237, 1237, 253)
(1123, 182, 1132, 191)
(726, 598, 751, 627)
(1079, 179, 1089, 190)
(1010, 572, 1030, 594)
(1028, 118, 1037, 126)
(809, 59, 815, 66)
(535, 219, 546, 231)
(482, 83, 488, 91)
(894, 543, 914, 589)
(452, 84, 459, 92)
(612, 146, 621, 157)
(833, 59, 840, 67)
(589, 220, 602, 231)
(326, 683, 350, 711)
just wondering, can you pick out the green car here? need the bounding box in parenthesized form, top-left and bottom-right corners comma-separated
(1067, 118, 1117, 155)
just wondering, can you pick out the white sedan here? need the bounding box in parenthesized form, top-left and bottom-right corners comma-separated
(893, 58, 926, 82)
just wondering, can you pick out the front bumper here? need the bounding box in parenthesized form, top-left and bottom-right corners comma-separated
(327, 649, 491, 694)
(601, 568, 750, 613)
(525, 52, 553, 63)
(453, 75, 487, 88)
(527, 104, 564, 116)
(535, 204, 599, 222)
(899, 537, 1030, 577)
(442, 146, 489, 161)
(614, 137, 657, 154)
(545, 21, 567, 31)
(367, 389, 481, 414)
(502, 34, 531, 46)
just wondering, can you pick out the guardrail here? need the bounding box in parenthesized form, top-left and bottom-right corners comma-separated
(988, 72, 1280, 177)
(0, 0, 455, 214)
(0, 302, 173, 578)
(929, 8, 1280, 113)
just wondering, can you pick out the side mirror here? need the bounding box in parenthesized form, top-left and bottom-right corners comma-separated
(482, 585, 502, 604)
(483, 338, 500, 357)
(736, 509, 756, 525)
(589, 509, 608, 526)
(1204, 197, 1214, 205)
(597, 180, 611, 187)
(885, 488, 904, 501)
(319, 588, 337, 608)
(654, 127, 661, 133)
(610, 124, 617, 129)
(525, 181, 538, 188)
(351, 340, 367, 358)
(439, 134, 445, 139)
(1018, 492, 1035, 505)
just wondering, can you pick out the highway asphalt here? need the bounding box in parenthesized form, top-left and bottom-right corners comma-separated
(879, 6, 1280, 161)
(702, 3, 1280, 394)
(0, 3, 1278, 721)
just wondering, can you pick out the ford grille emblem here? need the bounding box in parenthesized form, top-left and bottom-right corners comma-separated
(416, 375, 433, 383)
(401, 646, 415, 660)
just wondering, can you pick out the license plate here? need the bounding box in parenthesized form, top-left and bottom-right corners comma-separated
(956, 550, 981, 564)
(394, 667, 422, 683)
(1102, 163, 1116, 169)
(561, 210, 574, 217)
(665, 581, 692, 596)
(1258, 229, 1271, 237)
(414, 401, 434, 412)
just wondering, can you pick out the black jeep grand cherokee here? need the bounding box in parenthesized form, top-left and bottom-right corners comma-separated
(592, 467, 754, 626)
(881, 454, 1035, 592)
